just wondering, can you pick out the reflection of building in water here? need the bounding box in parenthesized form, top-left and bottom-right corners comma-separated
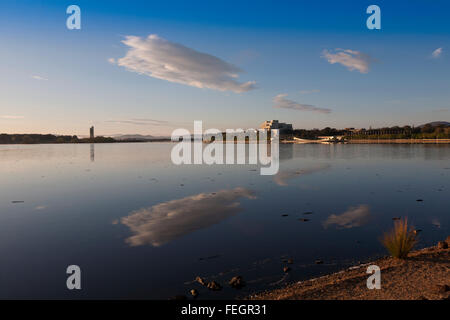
(90, 126, 94, 139)
(90, 144, 95, 162)
(279, 143, 293, 161)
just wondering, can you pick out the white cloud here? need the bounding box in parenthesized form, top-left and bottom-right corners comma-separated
(31, 75, 48, 81)
(114, 34, 256, 93)
(1, 115, 24, 119)
(120, 187, 255, 246)
(431, 47, 443, 59)
(273, 94, 331, 114)
(322, 49, 371, 73)
(323, 204, 370, 229)
(299, 89, 320, 94)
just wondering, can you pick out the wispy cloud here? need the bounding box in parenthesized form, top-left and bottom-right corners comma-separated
(299, 89, 320, 94)
(120, 187, 255, 246)
(322, 49, 372, 73)
(112, 34, 256, 93)
(31, 75, 48, 81)
(273, 94, 331, 114)
(1, 115, 24, 119)
(323, 204, 370, 229)
(431, 47, 443, 59)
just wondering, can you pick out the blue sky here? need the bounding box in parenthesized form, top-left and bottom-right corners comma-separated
(0, 0, 449, 136)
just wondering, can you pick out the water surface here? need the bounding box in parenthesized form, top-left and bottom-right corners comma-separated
(0, 143, 449, 299)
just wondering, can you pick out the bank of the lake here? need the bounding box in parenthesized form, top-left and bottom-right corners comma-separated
(347, 139, 450, 144)
(249, 238, 450, 300)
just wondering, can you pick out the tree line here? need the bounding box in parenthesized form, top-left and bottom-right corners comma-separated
(292, 124, 450, 140)
(0, 134, 116, 144)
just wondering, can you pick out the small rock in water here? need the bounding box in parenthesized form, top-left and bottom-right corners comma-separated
(437, 241, 448, 249)
(392, 217, 401, 221)
(303, 211, 313, 215)
(11, 201, 25, 204)
(287, 258, 294, 264)
(229, 276, 245, 289)
(416, 199, 423, 202)
(281, 214, 289, 217)
(207, 281, 222, 291)
(298, 218, 310, 222)
(195, 276, 206, 286)
(283, 266, 290, 273)
(315, 259, 324, 265)
(190, 289, 198, 297)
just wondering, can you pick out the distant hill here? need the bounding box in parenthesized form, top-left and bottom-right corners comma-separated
(112, 134, 171, 141)
(418, 121, 450, 128)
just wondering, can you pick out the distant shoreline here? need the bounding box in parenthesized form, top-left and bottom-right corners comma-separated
(281, 138, 450, 144)
(346, 139, 450, 144)
(2, 139, 450, 145)
(0, 140, 172, 145)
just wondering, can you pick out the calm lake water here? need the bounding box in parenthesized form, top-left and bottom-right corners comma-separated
(0, 143, 449, 299)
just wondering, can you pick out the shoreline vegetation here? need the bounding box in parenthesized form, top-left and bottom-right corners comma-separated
(248, 237, 450, 300)
(1, 122, 449, 144)
(0, 133, 170, 144)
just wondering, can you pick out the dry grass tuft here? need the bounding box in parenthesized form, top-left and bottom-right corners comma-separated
(381, 217, 417, 259)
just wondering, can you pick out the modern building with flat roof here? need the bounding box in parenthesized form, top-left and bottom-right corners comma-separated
(260, 120, 293, 134)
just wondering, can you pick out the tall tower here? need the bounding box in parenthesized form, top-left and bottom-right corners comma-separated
(90, 126, 94, 139)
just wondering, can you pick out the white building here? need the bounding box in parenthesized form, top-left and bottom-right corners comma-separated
(260, 120, 293, 133)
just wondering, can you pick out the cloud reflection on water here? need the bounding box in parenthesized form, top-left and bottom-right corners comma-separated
(120, 187, 255, 247)
(273, 163, 331, 186)
(323, 204, 370, 229)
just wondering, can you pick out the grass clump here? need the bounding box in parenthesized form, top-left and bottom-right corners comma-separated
(381, 217, 417, 259)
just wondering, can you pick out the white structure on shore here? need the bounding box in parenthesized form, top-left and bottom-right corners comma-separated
(260, 120, 293, 134)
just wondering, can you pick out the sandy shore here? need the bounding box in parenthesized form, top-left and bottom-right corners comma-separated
(249, 239, 450, 300)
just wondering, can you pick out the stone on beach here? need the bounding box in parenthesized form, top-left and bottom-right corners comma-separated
(229, 276, 245, 289)
(437, 284, 449, 293)
(190, 289, 198, 297)
(195, 276, 206, 286)
(207, 281, 222, 291)
(437, 241, 448, 249)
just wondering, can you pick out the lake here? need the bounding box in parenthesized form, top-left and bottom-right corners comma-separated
(0, 143, 449, 299)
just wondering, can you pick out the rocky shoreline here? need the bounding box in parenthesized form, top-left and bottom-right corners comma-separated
(248, 237, 450, 300)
